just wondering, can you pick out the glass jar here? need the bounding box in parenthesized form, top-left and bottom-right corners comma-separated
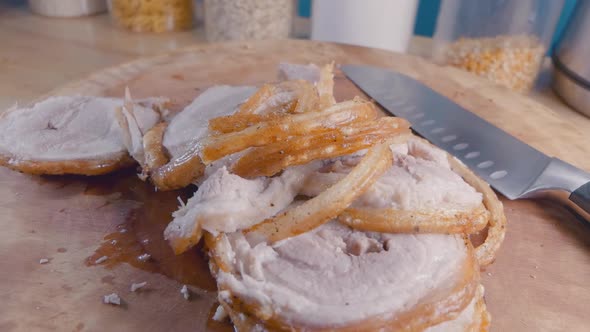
(108, 0, 193, 33)
(433, 0, 564, 92)
(204, 0, 294, 42)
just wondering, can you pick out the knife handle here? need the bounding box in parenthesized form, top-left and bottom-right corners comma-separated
(570, 182, 590, 215)
(526, 158, 590, 222)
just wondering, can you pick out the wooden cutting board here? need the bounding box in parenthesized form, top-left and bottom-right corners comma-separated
(1, 40, 589, 332)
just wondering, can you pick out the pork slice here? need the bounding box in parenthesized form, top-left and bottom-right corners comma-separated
(0, 96, 159, 174)
(215, 221, 474, 328)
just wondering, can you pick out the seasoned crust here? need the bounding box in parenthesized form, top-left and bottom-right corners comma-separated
(339, 204, 490, 235)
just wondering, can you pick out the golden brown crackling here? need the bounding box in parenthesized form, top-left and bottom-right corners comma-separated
(339, 204, 489, 235)
(149, 142, 205, 191)
(232, 118, 410, 178)
(210, 80, 318, 135)
(200, 99, 379, 165)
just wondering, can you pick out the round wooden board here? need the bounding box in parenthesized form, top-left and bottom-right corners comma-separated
(1, 40, 589, 332)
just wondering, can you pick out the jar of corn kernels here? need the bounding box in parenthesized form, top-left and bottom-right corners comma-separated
(108, 0, 193, 33)
(433, 0, 564, 93)
(204, 0, 294, 41)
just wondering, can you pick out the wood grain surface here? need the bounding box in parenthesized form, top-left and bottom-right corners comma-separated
(1, 40, 589, 332)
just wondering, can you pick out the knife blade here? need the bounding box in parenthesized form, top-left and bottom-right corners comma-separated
(342, 64, 590, 218)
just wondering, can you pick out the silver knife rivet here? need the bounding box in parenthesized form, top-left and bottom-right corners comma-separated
(442, 135, 457, 142)
(478, 160, 494, 169)
(490, 170, 508, 179)
(431, 127, 445, 134)
(420, 120, 435, 126)
(453, 143, 469, 151)
(465, 151, 480, 159)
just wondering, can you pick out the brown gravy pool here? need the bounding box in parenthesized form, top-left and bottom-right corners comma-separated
(74, 165, 231, 330)
(84, 172, 216, 291)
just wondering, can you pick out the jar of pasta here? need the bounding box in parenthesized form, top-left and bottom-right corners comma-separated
(433, 0, 564, 93)
(204, 0, 294, 41)
(108, 0, 193, 33)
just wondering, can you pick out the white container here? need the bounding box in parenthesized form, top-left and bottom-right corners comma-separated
(311, 0, 418, 52)
(29, 0, 107, 17)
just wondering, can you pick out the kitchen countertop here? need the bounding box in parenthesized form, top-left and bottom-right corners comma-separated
(0, 0, 584, 124)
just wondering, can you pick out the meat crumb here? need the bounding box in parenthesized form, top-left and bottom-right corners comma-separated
(39, 258, 49, 264)
(180, 285, 190, 300)
(212, 305, 228, 322)
(137, 253, 151, 262)
(103, 293, 121, 305)
(94, 256, 108, 264)
(130, 282, 147, 292)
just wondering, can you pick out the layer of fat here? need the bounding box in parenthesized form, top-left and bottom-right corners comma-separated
(302, 139, 483, 211)
(0, 96, 159, 161)
(216, 221, 468, 328)
(162, 85, 256, 159)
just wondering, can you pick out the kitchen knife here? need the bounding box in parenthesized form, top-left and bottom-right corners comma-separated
(342, 64, 590, 219)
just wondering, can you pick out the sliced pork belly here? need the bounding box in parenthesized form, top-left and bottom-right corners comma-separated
(0, 96, 160, 175)
(164, 138, 485, 253)
(211, 221, 478, 330)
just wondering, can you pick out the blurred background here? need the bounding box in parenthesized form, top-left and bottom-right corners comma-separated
(1, 0, 588, 115)
(299, 0, 578, 54)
